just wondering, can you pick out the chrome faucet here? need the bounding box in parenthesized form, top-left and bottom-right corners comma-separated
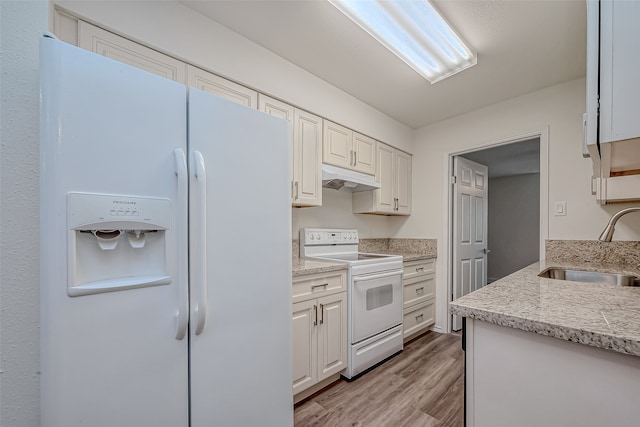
(598, 207, 640, 242)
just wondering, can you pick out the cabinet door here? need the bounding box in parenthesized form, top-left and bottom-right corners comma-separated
(353, 132, 376, 175)
(599, 0, 640, 144)
(395, 150, 412, 215)
(258, 94, 294, 123)
(292, 300, 317, 394)
(78, 21, 187, 83)
(316, 293, 347, 381)
(258, 95, 296, 202)
(323, 121, 352, 169)
(375, 142, 395, 214)
(187, 65, 257, 108)
(294, 110, 323, 207)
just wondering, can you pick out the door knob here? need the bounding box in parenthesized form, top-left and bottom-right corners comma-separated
(483, 248, 491, 254)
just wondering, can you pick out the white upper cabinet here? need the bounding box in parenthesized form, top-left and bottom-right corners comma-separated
(353, 142, 412, 215)
(323, 121, 376, 175)
(259, 94, 295, 122)
(258, 95, 322, 207)
(77, 21, 187, 84)
(323, 121, 352, 170)
(598, 0, 640, 145)
(293, 110, 323, 207)
(352, 133, 376, 175)
(395, 149, 412, 215)
(586, 0, 640, 203)
(374, 142, 395, 214)
(187, 65, 257, 109)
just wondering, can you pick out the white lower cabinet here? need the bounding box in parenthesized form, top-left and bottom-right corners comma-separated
(292, 271, 347, 400)
(402, 259, 435, 342)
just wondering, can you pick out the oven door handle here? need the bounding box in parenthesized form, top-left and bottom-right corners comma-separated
(352, 270, 402, 284)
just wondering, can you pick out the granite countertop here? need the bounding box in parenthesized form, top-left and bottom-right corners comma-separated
(364, 250, 435, 262)
(292, 258, 348, 277)
(450, 260, 640, 357)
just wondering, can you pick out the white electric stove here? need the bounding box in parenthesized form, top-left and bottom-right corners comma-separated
(300, 228, 404, 379)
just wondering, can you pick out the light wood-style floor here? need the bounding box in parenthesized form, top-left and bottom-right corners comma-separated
(294, 331, 464, 426)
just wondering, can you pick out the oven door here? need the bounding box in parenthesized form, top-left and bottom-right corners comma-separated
(351, 269, 403, 343)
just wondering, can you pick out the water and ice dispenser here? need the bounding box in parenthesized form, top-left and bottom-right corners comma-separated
(67, 193, 171, 296)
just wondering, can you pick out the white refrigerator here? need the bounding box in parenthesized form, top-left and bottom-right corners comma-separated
(39, 36, 293, 426)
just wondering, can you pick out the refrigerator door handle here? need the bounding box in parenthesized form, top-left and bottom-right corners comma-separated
(193, 150, 208, 336)
(173, 148, 189, 340)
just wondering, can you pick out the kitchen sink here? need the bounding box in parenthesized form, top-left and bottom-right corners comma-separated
(538, 268, 640, 286)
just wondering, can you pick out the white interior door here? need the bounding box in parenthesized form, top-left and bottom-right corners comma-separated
(452, 157, 488, 331)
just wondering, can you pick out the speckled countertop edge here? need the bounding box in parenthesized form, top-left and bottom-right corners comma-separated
(450, 261, 640, 357)
(292, 258, 348, 277)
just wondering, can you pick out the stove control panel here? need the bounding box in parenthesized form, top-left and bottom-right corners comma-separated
(301, 228, 359, 246)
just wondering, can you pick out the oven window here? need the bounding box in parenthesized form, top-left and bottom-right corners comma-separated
(366, 284, 393, 310)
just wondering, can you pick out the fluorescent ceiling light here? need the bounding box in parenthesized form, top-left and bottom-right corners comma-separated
(328, 0, 477, 83)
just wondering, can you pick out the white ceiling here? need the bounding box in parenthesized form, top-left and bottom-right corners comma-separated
(180, 0, 587, 130)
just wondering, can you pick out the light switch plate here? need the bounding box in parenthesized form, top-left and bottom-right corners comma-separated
(554, 201, 567, 216)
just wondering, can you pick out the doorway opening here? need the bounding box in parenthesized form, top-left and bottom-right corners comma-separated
(447, 131, 548, 332)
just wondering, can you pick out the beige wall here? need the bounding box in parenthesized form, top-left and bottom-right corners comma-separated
(488, 173, 541, 282)
(404, 77, 640, 332)
(292, 189, 395, 242)
(1, 1, 48, 426)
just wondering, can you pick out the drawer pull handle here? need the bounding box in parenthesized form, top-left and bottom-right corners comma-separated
(416, 267, 425, 272)
(416, 313, 424, 322)
(416, 287, 424, 294)
(311, 283, 329, 291)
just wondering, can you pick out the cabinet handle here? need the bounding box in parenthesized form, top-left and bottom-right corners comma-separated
(350, 150, 354, 167)
(416, 313, 424, 322)
(319, 303, 324, 325)
(294, 181, 299, 200)
(311, 283, 329, 291)
(416, 287, 424, 294)
(313, 304, 318, 326)
(416, 267, 424, 272)
(173, 148, 188, 340)
(192, 150, 208, 336)
(353, 151, 357, 167)
(394, 198, 398, 211)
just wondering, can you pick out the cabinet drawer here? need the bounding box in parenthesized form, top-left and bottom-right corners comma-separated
(403, 300, 435, 339)
(292, 271, 346, 303)
(403, 273, 435, 309)
(403, 259, 435, 280)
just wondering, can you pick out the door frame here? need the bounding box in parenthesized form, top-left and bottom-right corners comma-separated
(444, 128, 549, 333)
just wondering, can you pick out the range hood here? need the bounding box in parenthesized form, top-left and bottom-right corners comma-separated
(322, 164, 380, 192)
